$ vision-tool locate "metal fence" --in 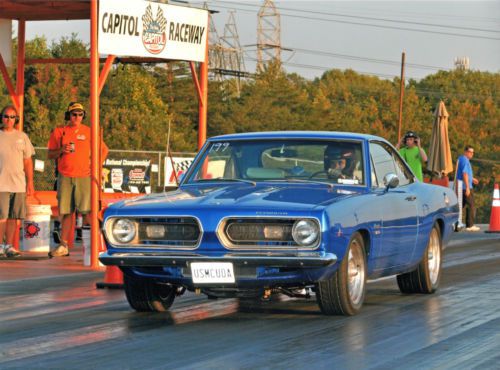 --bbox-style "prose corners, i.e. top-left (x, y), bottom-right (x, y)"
top-left (33, 147), bottom-right (196, 192)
